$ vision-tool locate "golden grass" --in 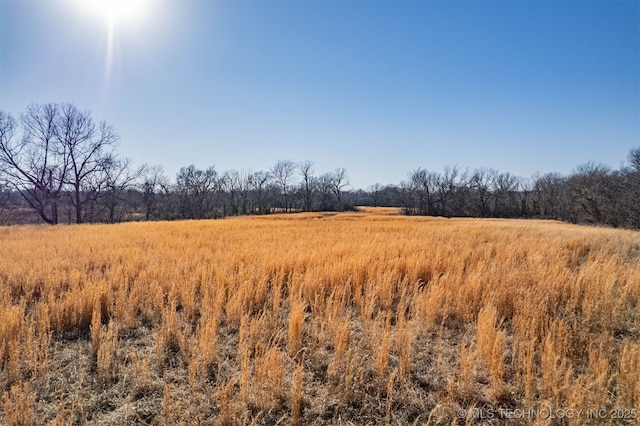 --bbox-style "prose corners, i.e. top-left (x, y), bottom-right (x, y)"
top-left (0, 210), bottom-right (639, 424)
